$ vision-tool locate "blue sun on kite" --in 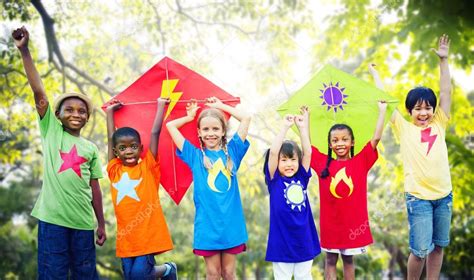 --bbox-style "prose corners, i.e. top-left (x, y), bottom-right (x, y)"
top-left (319, 82), bottom-right (348, 112)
